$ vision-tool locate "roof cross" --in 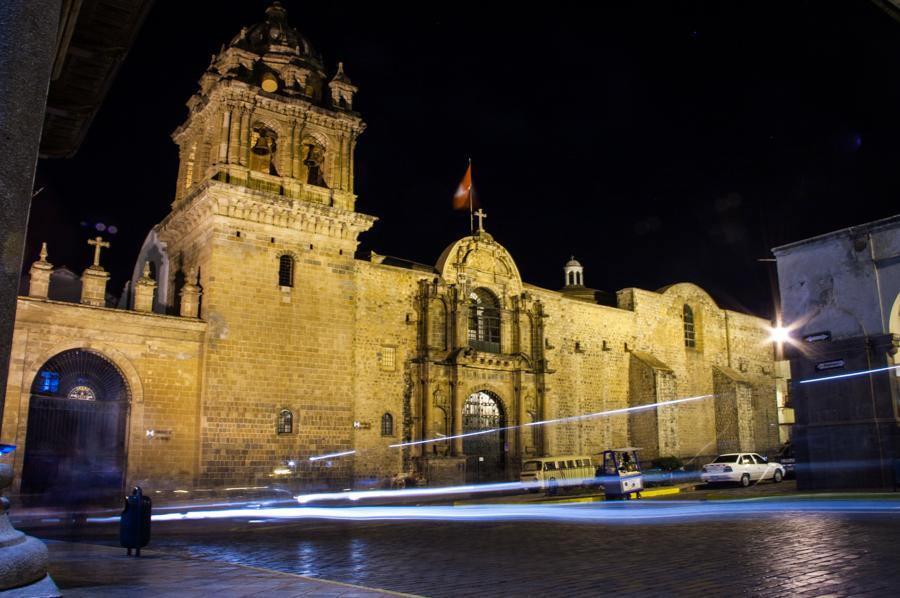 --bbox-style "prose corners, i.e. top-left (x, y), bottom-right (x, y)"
top-left (474, 208), bottom-right (487, 232)
top-left (87, 236), bottom-right (110, 268)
